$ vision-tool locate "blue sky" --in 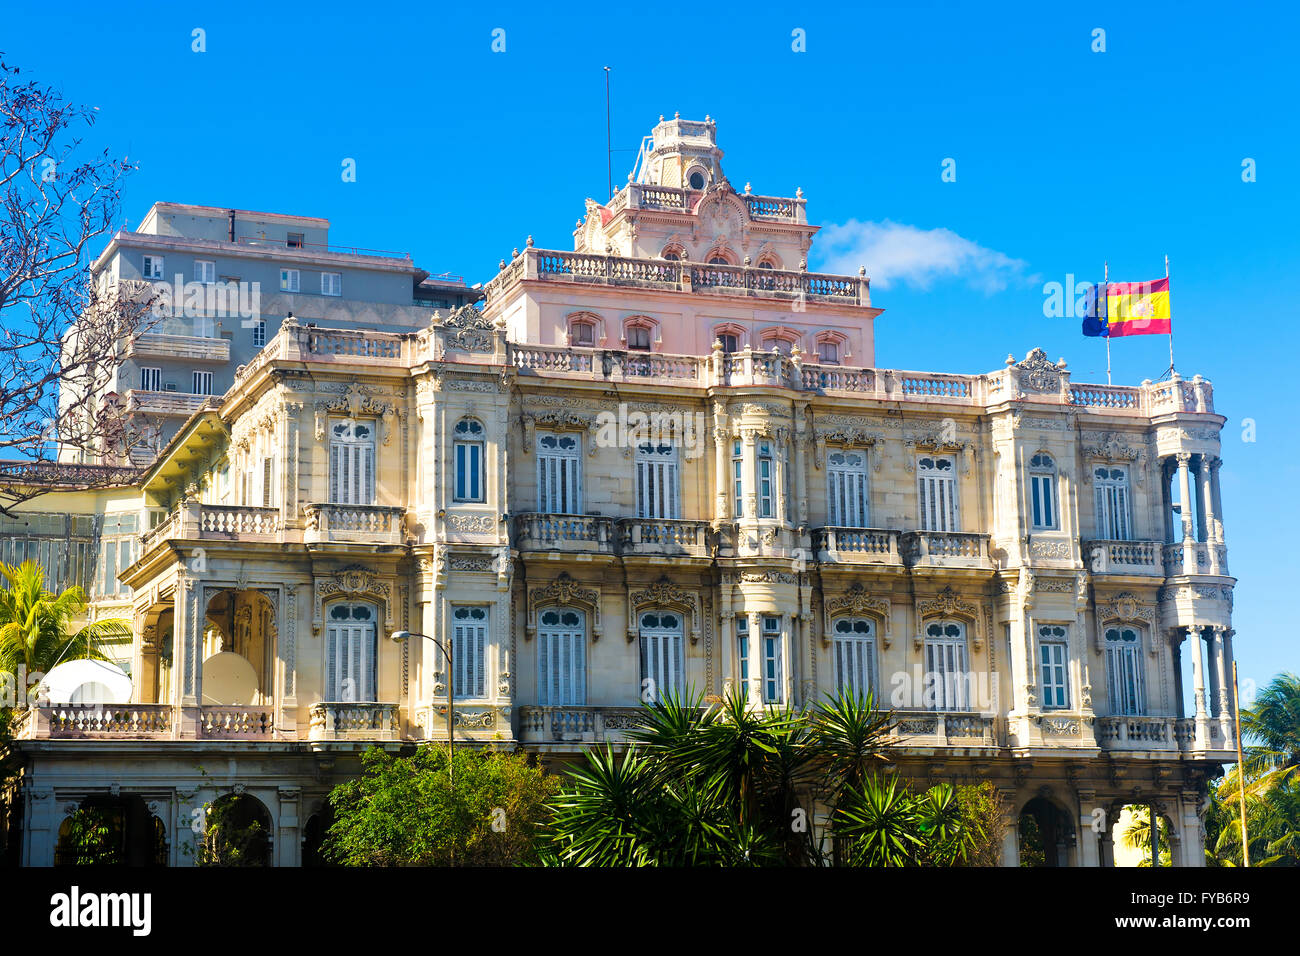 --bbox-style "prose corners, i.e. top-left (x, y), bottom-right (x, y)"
top-left (6, 0), bottom-right (1297, 694)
